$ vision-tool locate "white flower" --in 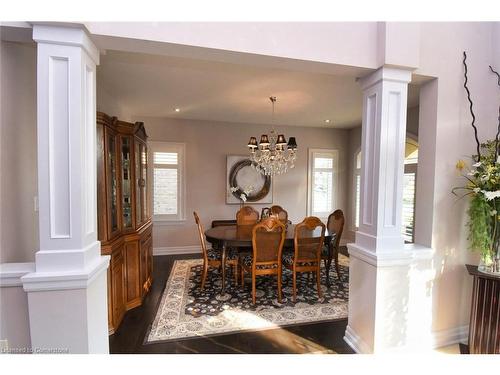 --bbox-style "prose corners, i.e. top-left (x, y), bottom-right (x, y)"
top-left (230, 186), bottom-right (238, 193)
top-left (467, 170), bottom-right (477, 176)
top-left (491, 210), bottom-right (498, 216)
top-left (473, 187), bottom-right (481, 193)
top-left (497, 155), bottom-right (500, 164)
top-left (240, 193), bottom-right (247, 202)
top-left (482, 190), bottom-right (500, 201)
top-left (472, 161), bottom-right (482, 167)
